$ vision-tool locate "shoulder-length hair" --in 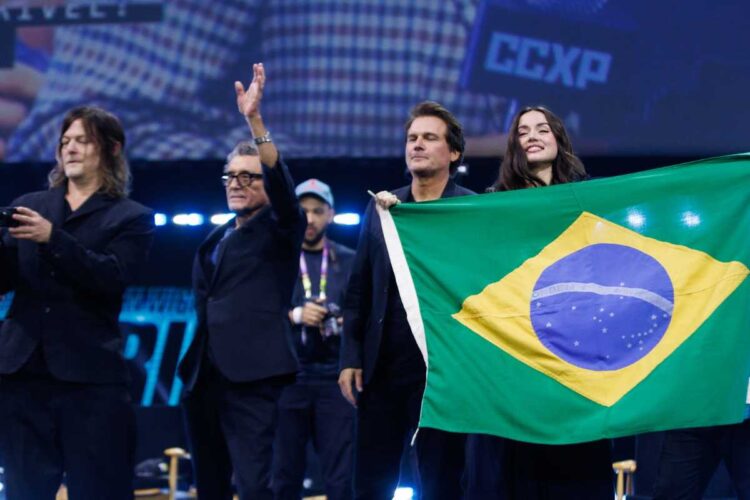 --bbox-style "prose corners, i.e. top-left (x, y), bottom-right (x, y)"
top-left (489, 105), bottom-right (586, 192)
top-left (49, 106), bottom-right (131, 198)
